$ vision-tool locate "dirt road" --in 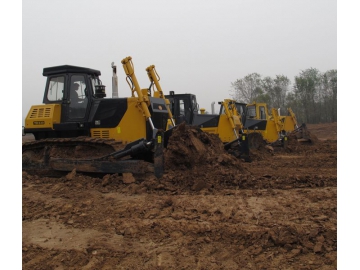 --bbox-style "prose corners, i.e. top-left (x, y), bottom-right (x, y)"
top-left (22, 123), bottom-right (337, 269)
